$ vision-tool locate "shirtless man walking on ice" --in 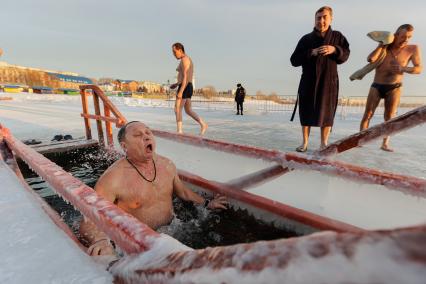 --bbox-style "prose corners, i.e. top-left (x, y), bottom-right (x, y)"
top-left (360, 24), bottom-right (422, 152)
top-left (170, 42), bottom-right (208, 135)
